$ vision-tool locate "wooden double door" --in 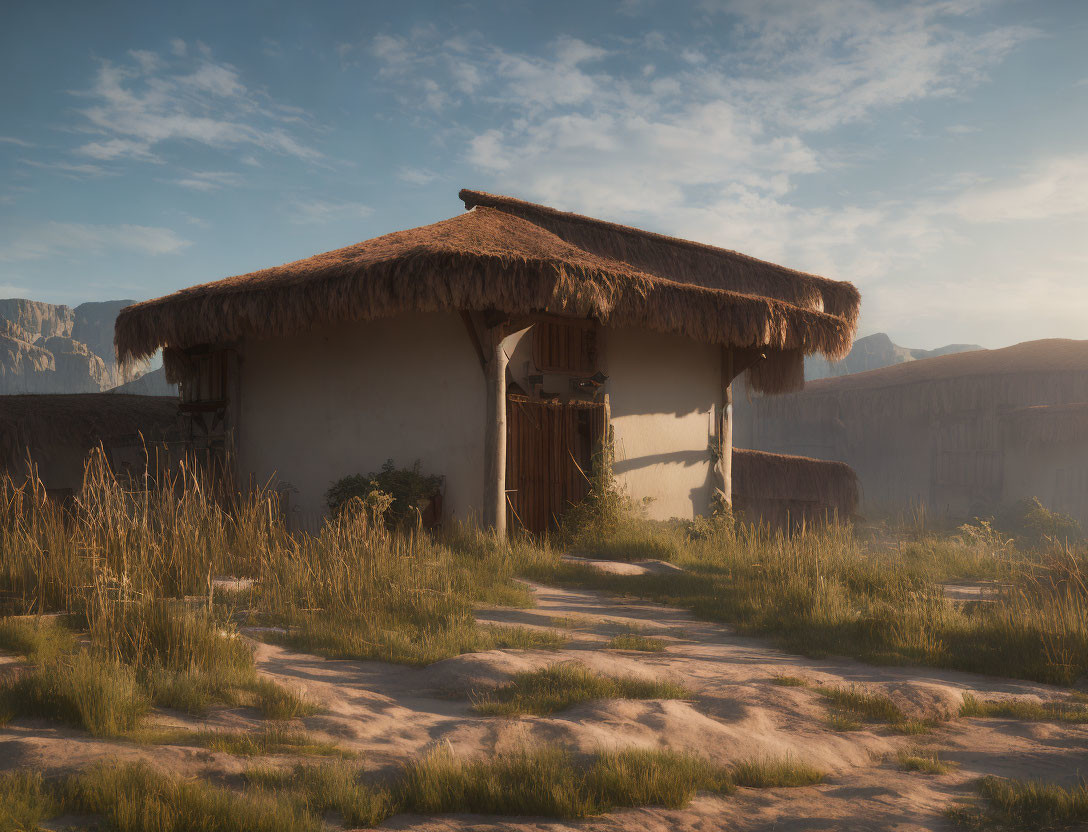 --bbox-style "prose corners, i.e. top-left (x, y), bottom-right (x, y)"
top-left (506, 395), bottom-right (606, 533)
